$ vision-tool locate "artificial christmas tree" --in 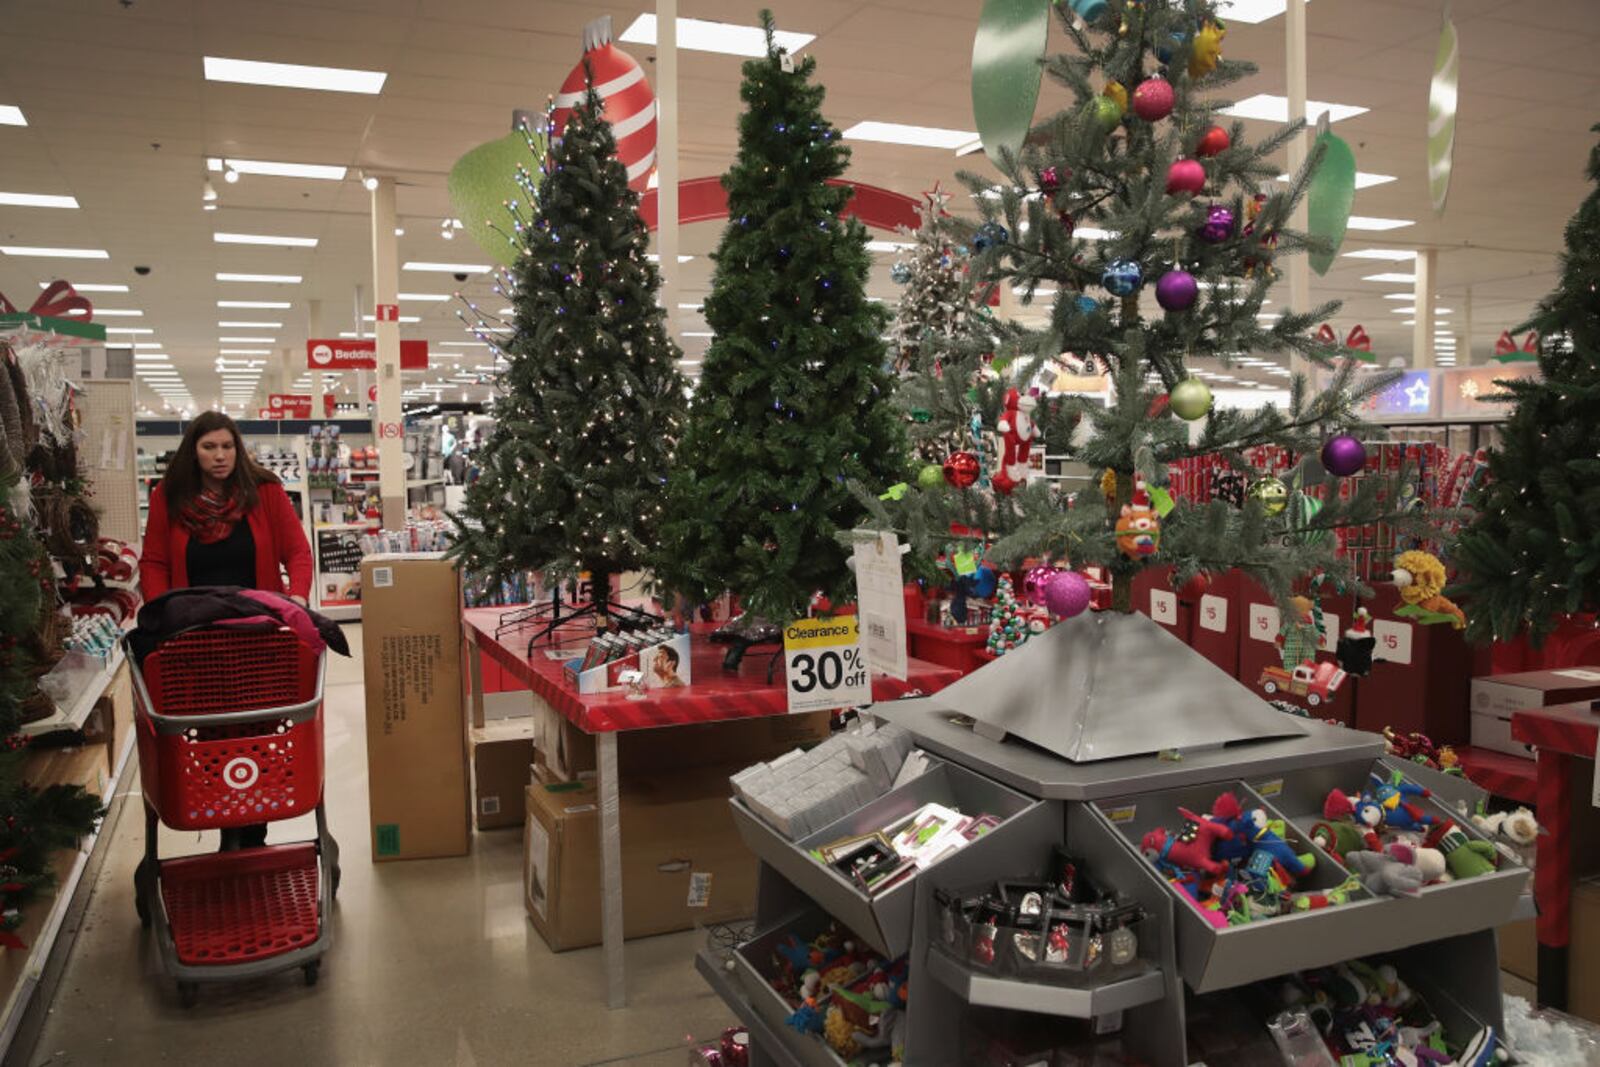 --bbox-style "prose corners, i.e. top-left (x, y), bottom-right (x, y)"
top-left (888, 184), bottom-right (987, 382)
top-left (1451, 124), bottom-right (1600, 645)
top-left (654, 14), bottom-right (905, 626)
top-left (451, 84), bottom-right (687, 629)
